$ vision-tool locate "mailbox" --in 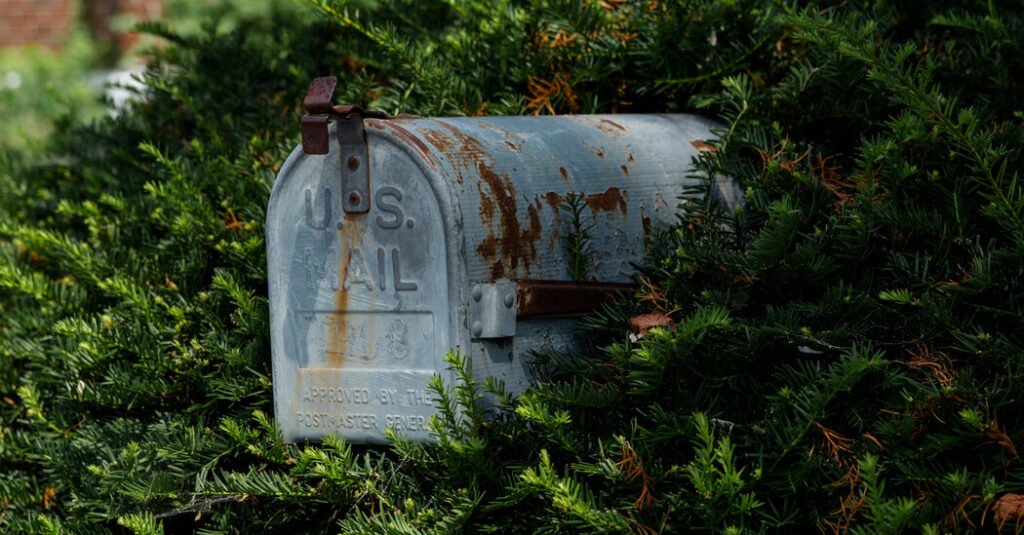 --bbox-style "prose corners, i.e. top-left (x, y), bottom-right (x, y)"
top-left (267, 77), bottom-right (742, 443)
